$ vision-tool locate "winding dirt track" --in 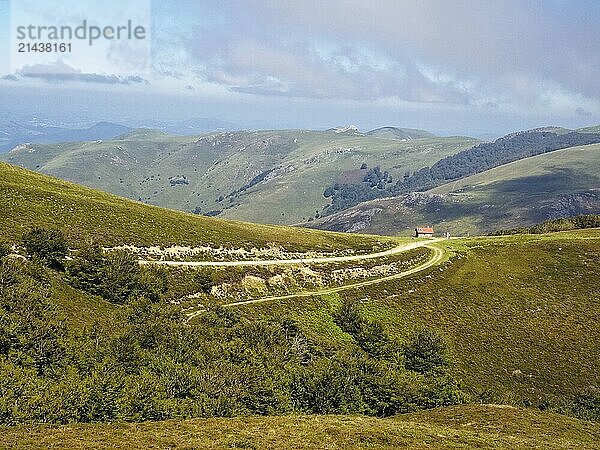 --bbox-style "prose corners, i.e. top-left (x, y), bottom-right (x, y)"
top-left (182, 243), bottom-right (446, 321)
top-left (223, 245), bottom-right (444, 308)
top-left (140, 239), bottom-right (440, 267)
